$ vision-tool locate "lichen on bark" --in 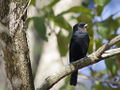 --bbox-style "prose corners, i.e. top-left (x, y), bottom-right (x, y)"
top-left (0, 0), bottom-right (34, 90)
